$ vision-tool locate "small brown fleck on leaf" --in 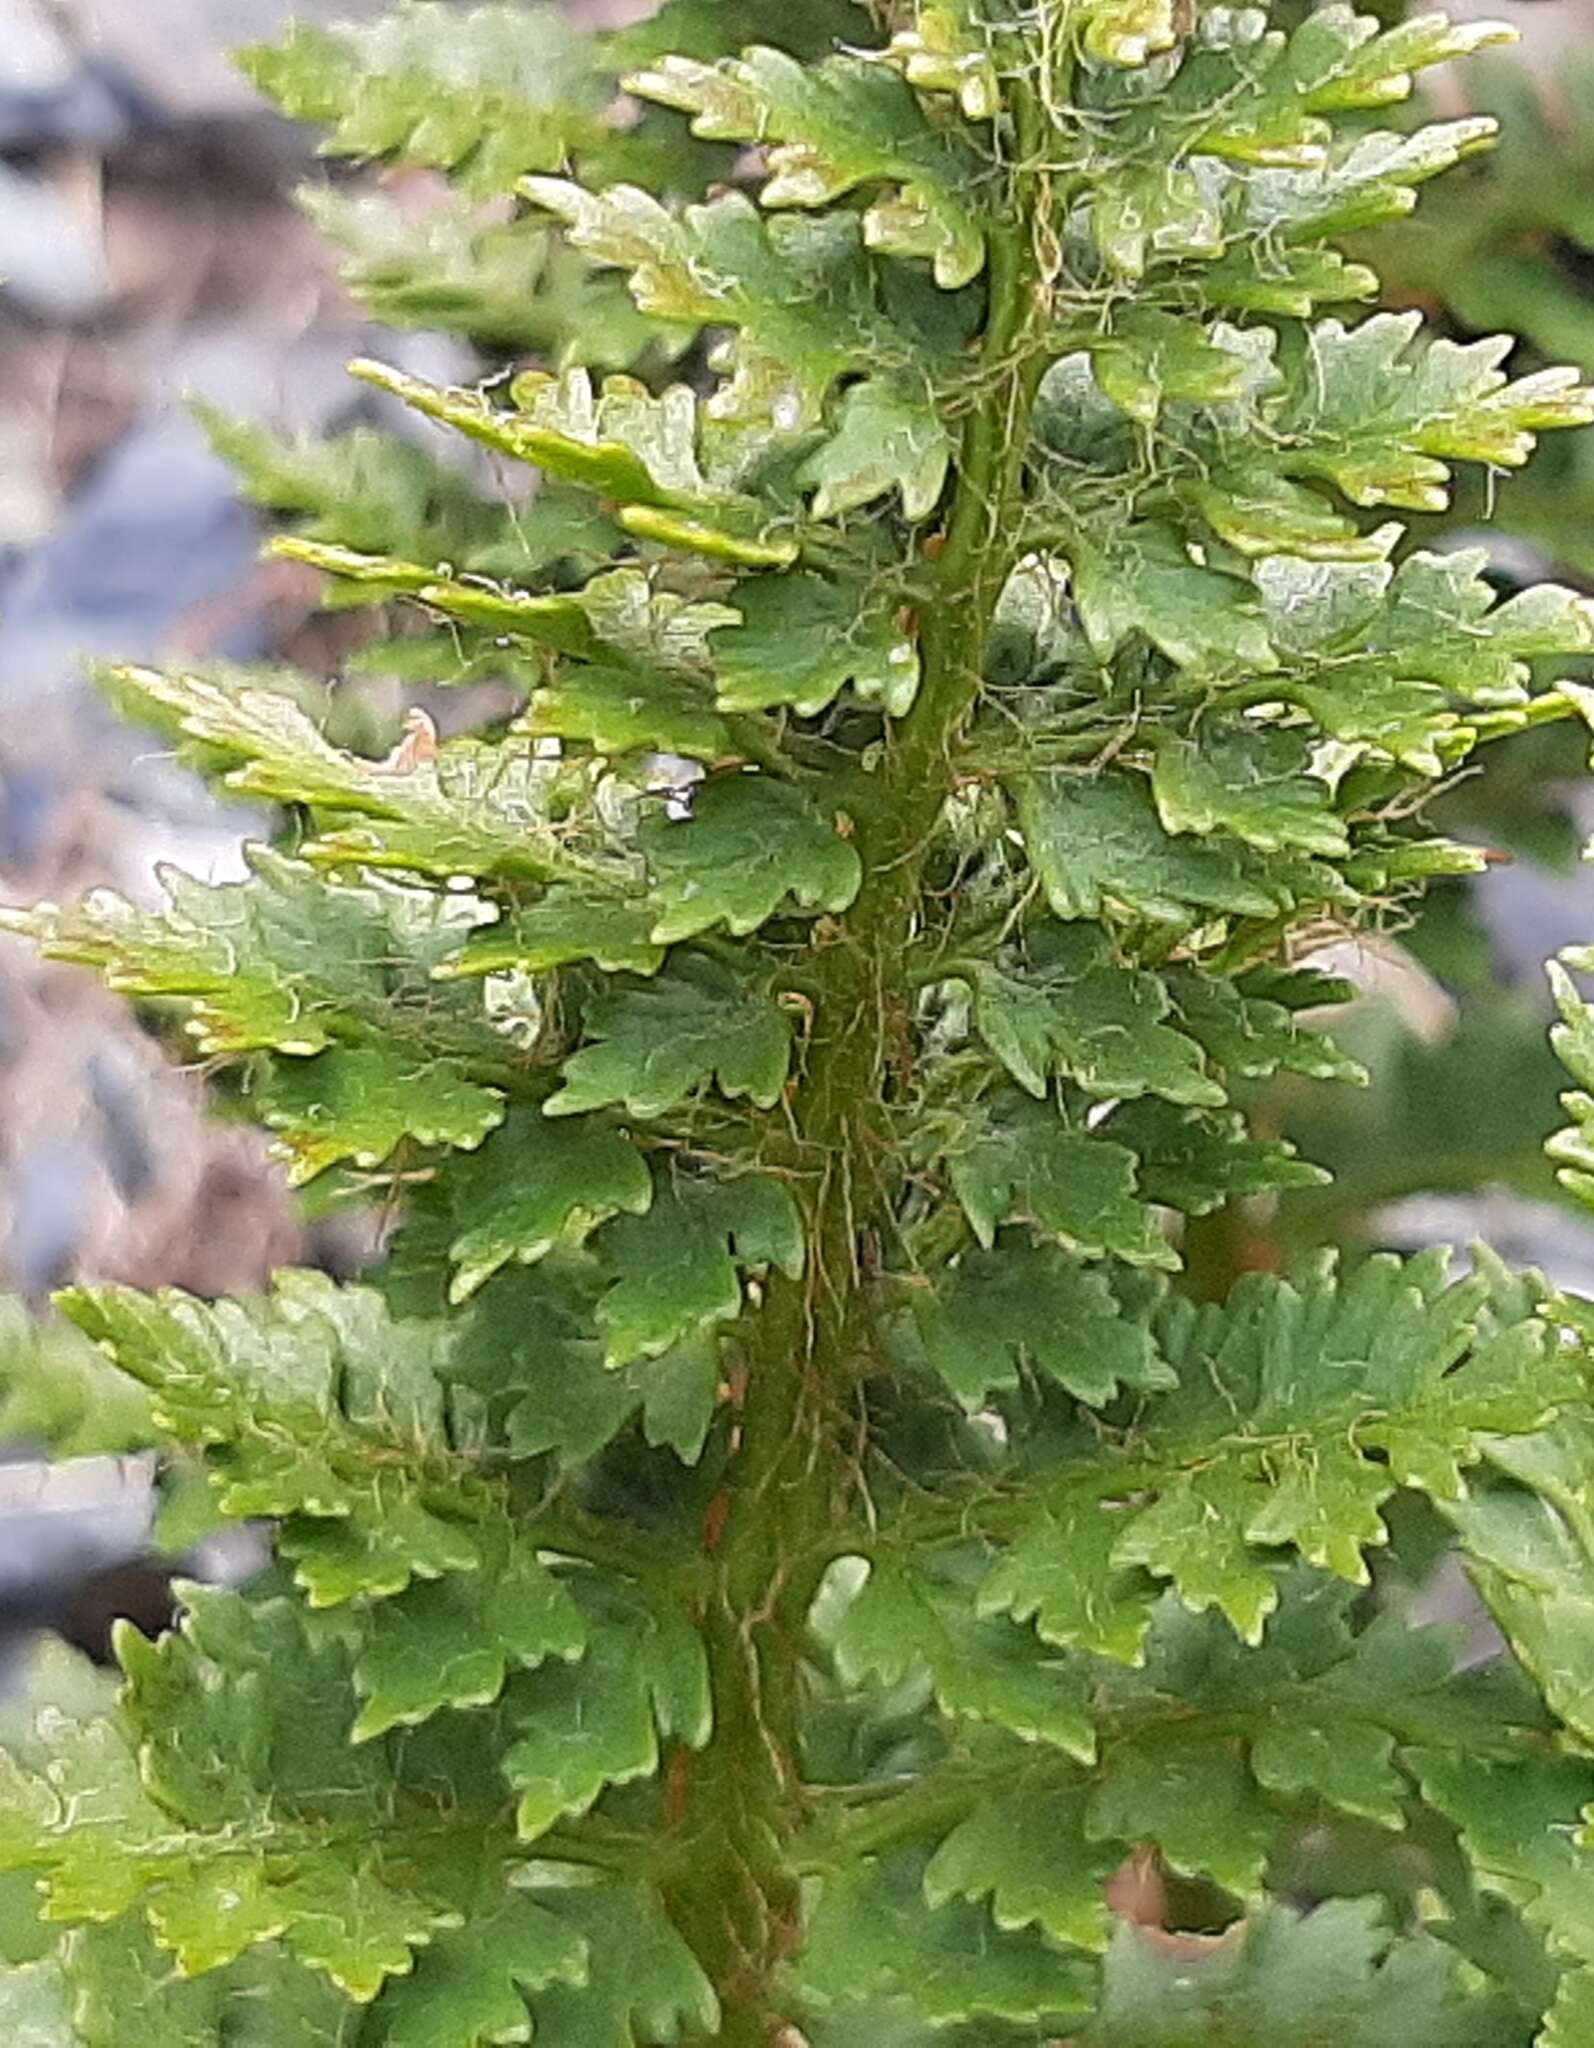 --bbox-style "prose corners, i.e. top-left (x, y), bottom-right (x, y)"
top-left (376, 707), bottom-right (439, 774)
